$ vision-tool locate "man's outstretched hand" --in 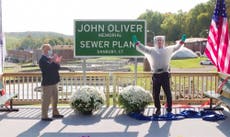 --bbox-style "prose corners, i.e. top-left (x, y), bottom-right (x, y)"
top-left (132, 35), bottom-right (139, 45)
top-left (180, 34), bottom-right (186, 45)
top-left (181, 34), bottom-right (186, 42)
